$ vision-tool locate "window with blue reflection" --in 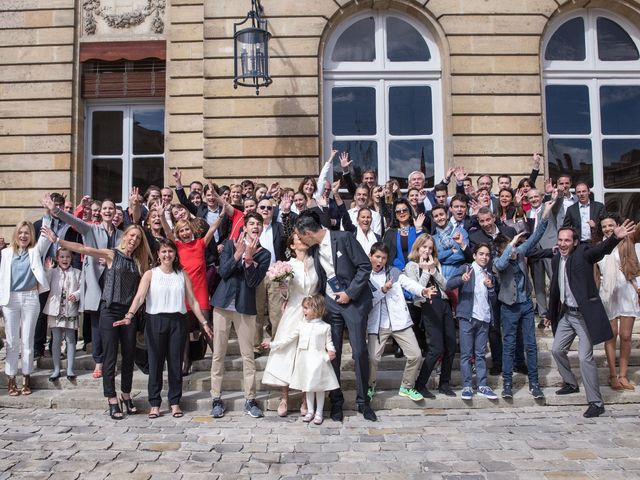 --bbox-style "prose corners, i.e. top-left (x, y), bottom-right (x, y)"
top-left (389, 86), bottom-right (432, 136)
top-left (602, 139), bottom-right (640, 188)
top-left (389, 140), bottom-right (434, 189)
top-left (547, 138), bottom-right (593, 187)
top-left (386, 17), bottom-right (430, 62)
top-left (597, 17), bottom-right (639, 61)
top-left (605, 192), bottom-right (640, 222)
top-left (332, 17), bottom-right (375, 62)
top-left (332, 87), bottom-right (377, 136)
top-left (332, 141), bottom-right (378, 184)
top-left (545, 17), bottom-right (586, 61)
top-left (133, 109), bottom-right (164, 155)
top-left (600, 86), bottom-right (640, 135)
top-left (545, 85), bottom-right (591, 134)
